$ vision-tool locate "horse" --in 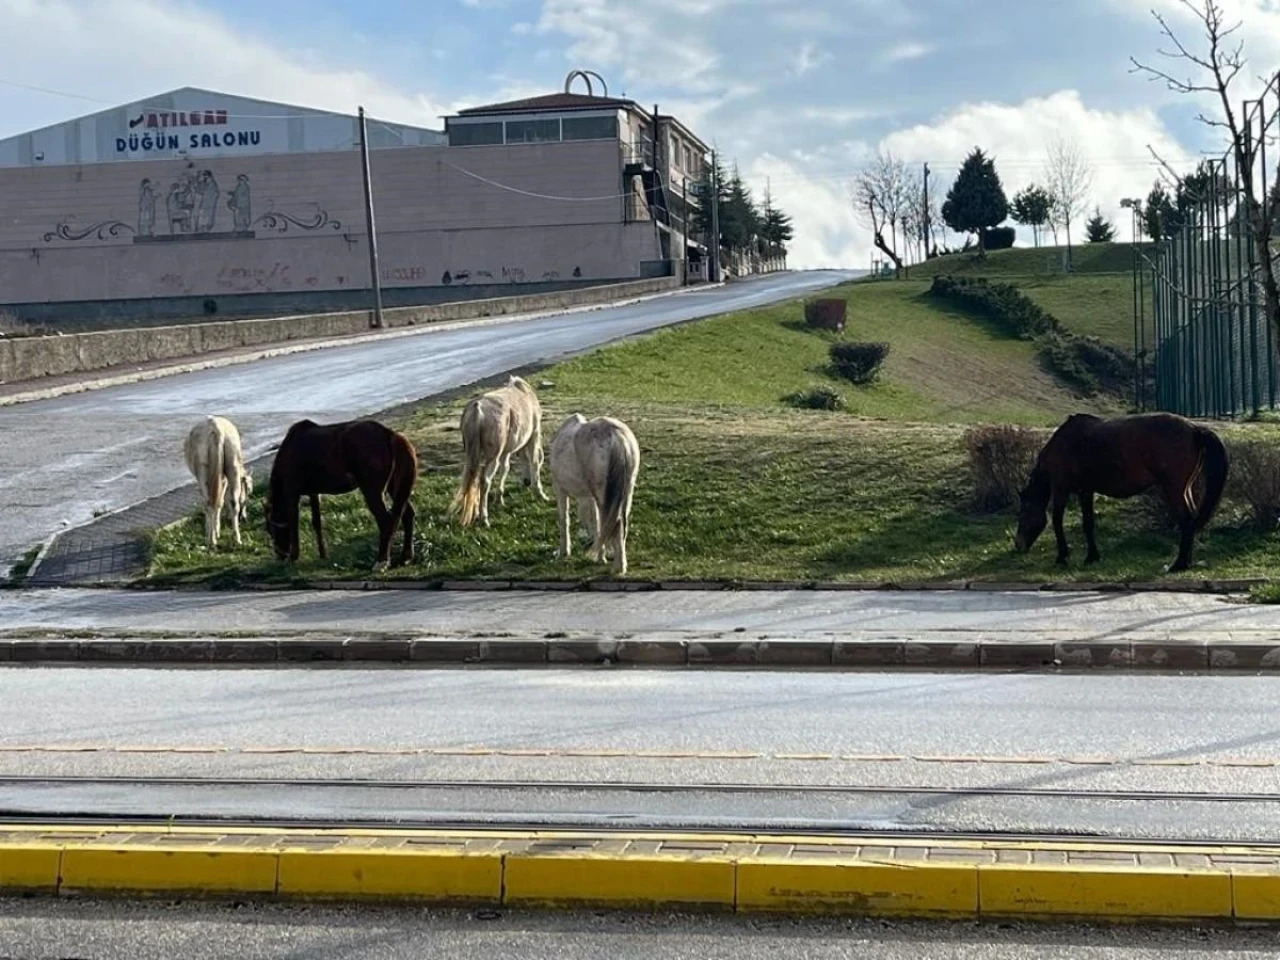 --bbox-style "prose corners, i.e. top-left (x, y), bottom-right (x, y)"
top-left (450, 375), bottom-right (547, 527)
top-left (183, 415), bottom-right (252, 549)
top-left (1014, 412), bottom-right (1229, 573)
top-left (550, 413), bottom-right (640, 575)
top-left (264, 418), bottom-right (418, 571)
